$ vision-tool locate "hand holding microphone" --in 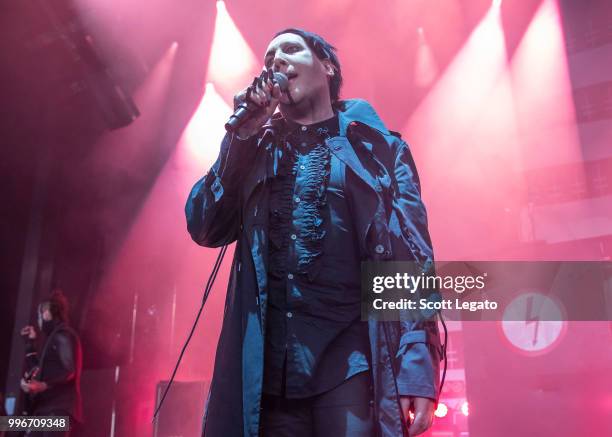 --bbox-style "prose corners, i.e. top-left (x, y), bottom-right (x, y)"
top-left (226, 70), bottom-right (289, 138)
